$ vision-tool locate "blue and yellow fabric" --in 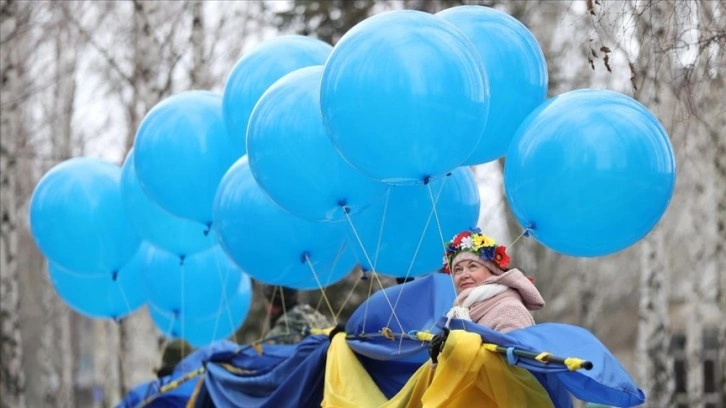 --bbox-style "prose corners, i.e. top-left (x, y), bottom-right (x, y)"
top-left (121, 274), bottom-right (645, 408)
